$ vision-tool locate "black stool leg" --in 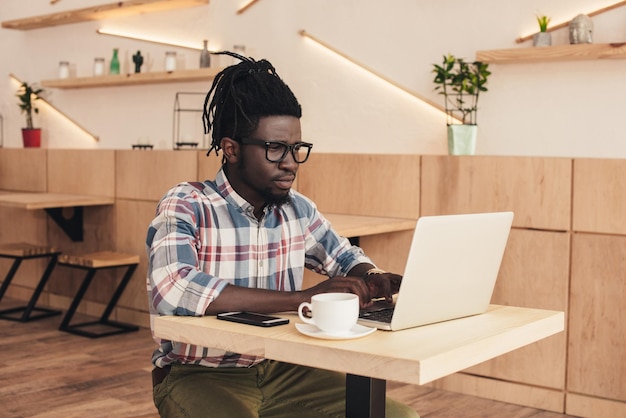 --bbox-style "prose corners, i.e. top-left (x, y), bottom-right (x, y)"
top-left (59, 268), bottom-right (97, 332)
top-left (0, 258), bottom-right (22, 301)
top-left (0, 255), bottom-right (62, 322)
top-left (19, 255), bottom-right (62, 321)
top-left (99, 264), bottom-right (137, 322)
top-left (59, 264), bottom-right (139, 338)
